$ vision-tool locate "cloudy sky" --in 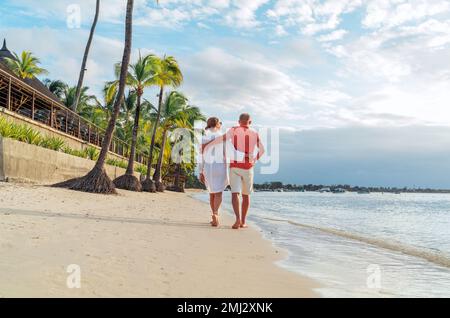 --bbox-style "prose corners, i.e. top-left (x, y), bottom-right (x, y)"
top-left (2, 0), bottom-right (450, 187)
